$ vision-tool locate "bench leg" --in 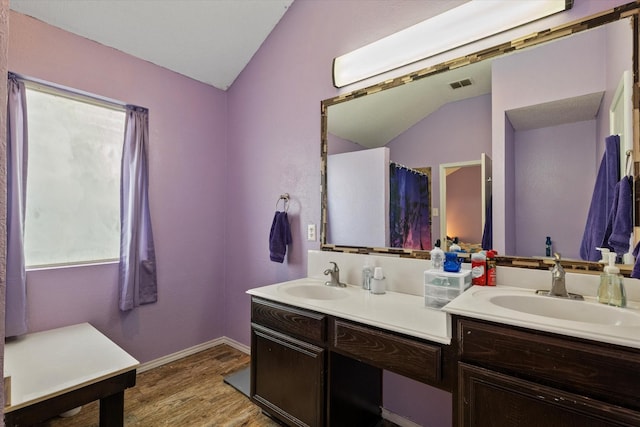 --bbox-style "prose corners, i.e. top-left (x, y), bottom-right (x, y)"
top-left (99, 391), bottom-right (125, 427)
